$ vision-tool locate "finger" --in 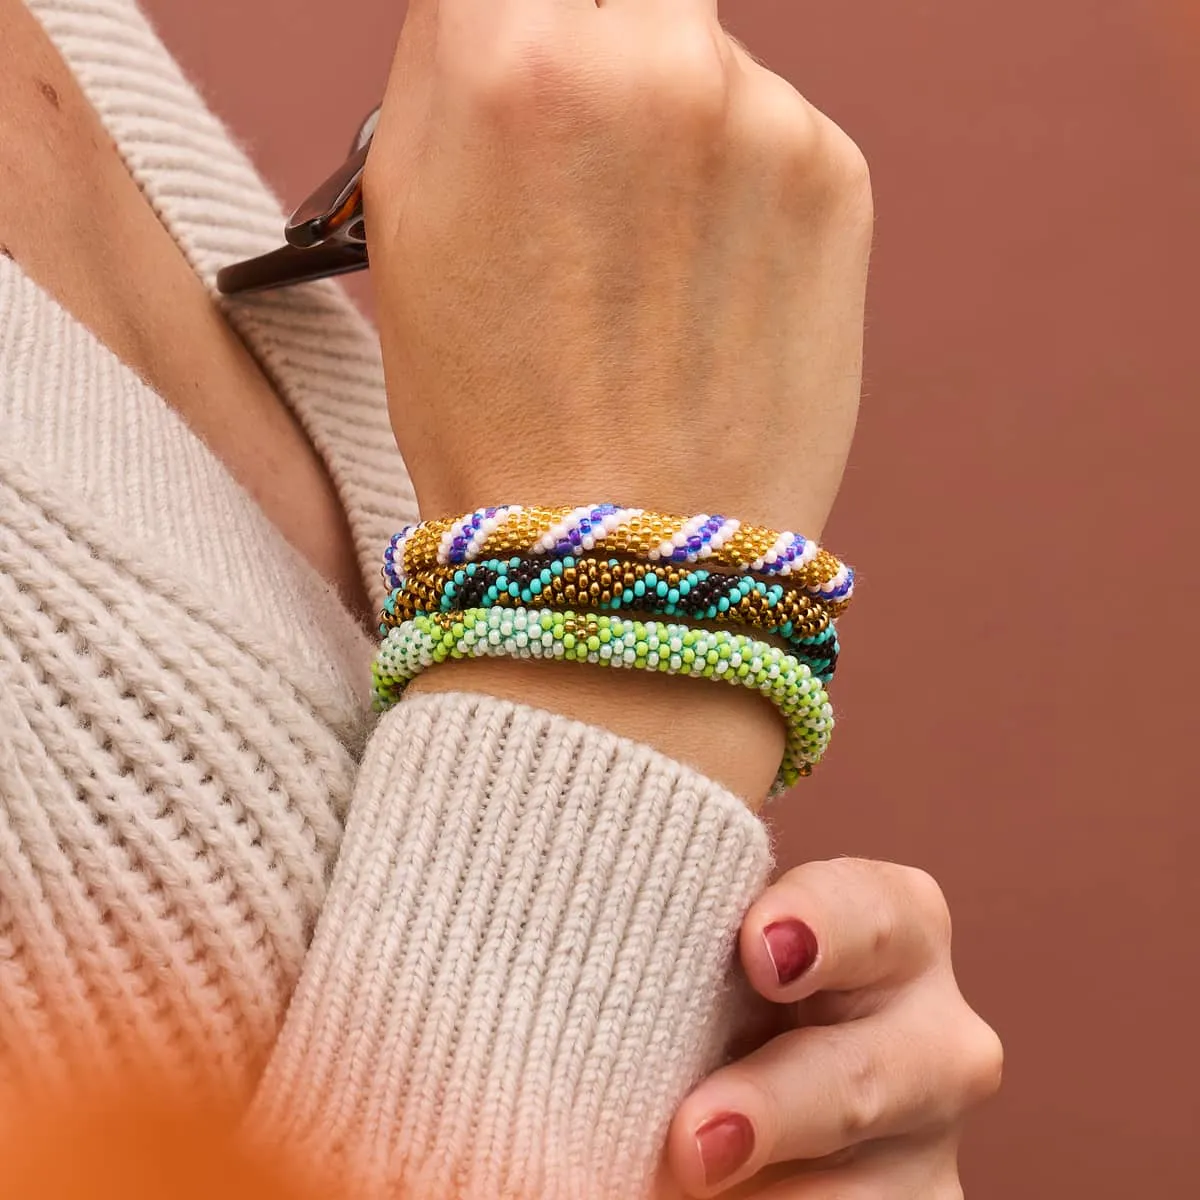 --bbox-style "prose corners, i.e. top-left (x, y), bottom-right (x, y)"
top-left (739, 859), bottom-right (952, 1003)
top-left (722, 1134), bottom-right (962, 1200)
top-left (668, 983), bottom-right (999, 1193)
